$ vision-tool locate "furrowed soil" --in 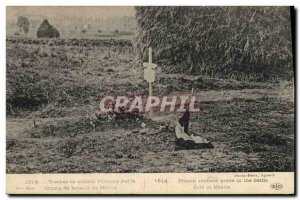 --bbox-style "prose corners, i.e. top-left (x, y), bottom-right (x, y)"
top-left (6, 39), bottom-right (294, 173)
